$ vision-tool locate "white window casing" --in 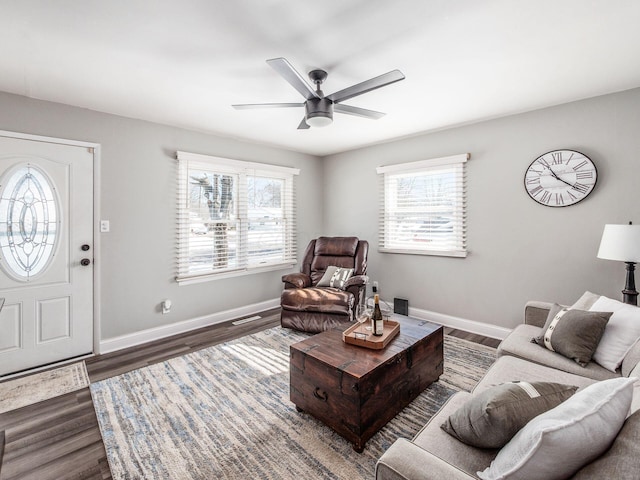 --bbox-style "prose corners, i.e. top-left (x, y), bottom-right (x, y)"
top-left (176, 151), bottom-right (299, 284)
top-left (376, 153), bottom-right (468, 258)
